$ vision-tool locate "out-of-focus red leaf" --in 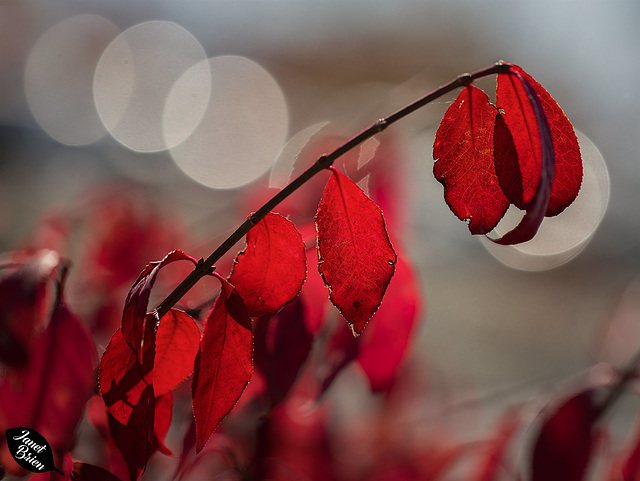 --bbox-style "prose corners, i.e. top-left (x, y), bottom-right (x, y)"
top-left (316, 168), bottom-right (397, 336)
top-left (433, 85), bottom-right (510, 235)
top-left (530, 389), bottom-right (598, 481)
top-left (108, 384), bottom-right (155, 481)
top-left (357, 253), bottom-right (422, 392)
top-left (153, 391), bottom-right (174, 457)
top-left (153, 309), bottom-right (200, 397)
top-left (473, 410), bottom-right (521, 481)
top-left (0, 302), bottom-right (97, 476)
top-left (301, 245), bottom-right (329, 334)
top-left (99, 327), bottom-right (152, 426)
top-left (192, 275), bottom-right (253, 453)
top-left (229, 212), bottom-right (306, 317)
top-left (254, 298), bottom-right (314, 407)
top-left (121, 250), bottom-right (196, 364)
top-left (0, 249), bottom-right (61, 367)
top-left (71, 462), bottom-right (123, 481)
top-left (496, 65), bottom-right (582, 216)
